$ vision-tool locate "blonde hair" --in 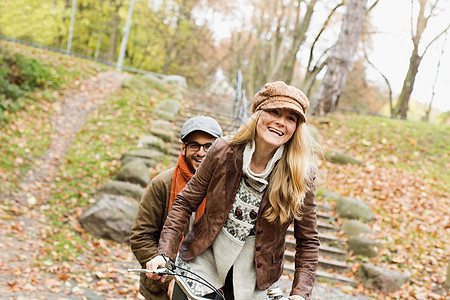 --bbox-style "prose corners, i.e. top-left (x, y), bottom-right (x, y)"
top-left (227, 110), bottom-right (319, 223)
